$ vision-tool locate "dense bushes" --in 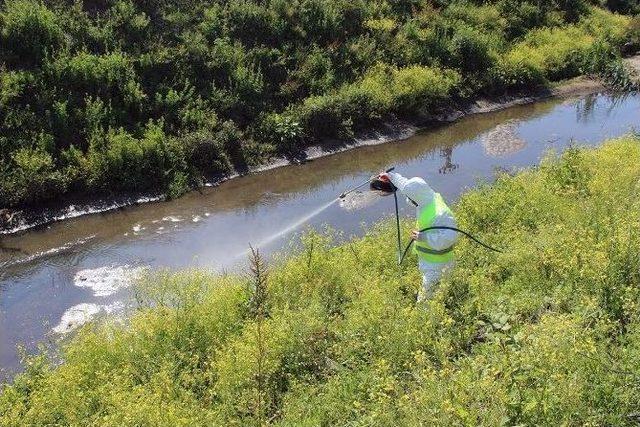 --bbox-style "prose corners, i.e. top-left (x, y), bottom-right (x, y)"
top-left (2, 136), bottom-right (640, 424)
top-left (255, 63), bottom-right (460, 149)
top-left (0, 0), bottom-right (63, 67)
top-left (272, 65), bottom-right (460, 143)
top-left (494, 9), bottom-right (632, 89)
top-left (0, 0), bottom-right (637, 208)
